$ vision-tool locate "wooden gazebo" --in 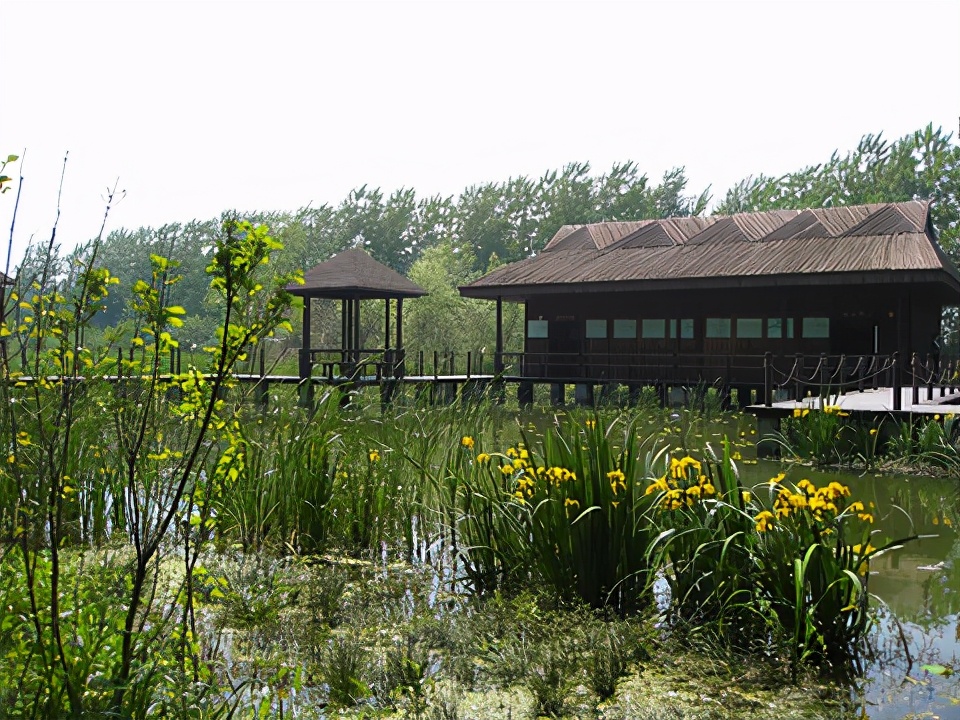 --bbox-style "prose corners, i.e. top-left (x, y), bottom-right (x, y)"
top-left (287, 249), bottom-right (427, 389)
